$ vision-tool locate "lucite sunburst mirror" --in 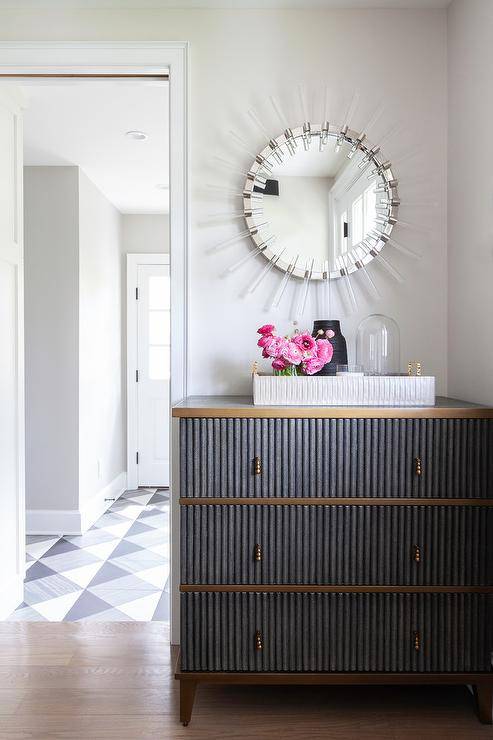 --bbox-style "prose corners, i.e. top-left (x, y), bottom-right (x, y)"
top-left (211, 87), bottom-right (421, 318)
